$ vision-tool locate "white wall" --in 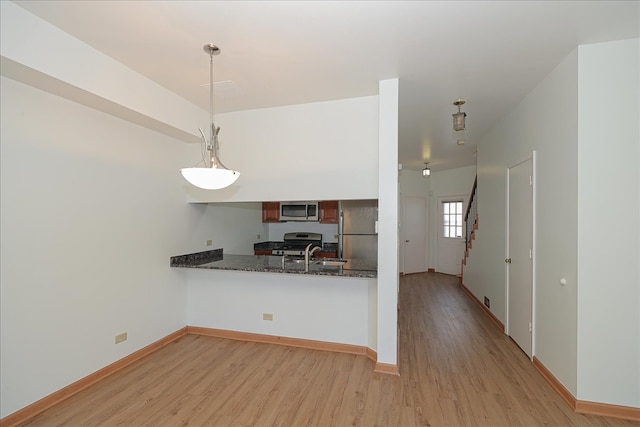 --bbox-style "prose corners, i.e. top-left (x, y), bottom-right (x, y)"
top-left (576, 38), bottom-right (639, 408)
top-left (187, 270), bottom-right (374, 346)
top-left (428, 165), bottom-right (477, 270)
top-left (399, 168), bottom-right (431, 197)
top-left (0, 1), bottom-right (205, 143)
top-left (463, 48), bottom-right (580, 395)
top-left (398, 169), bottom-right (430, 273)
top-left (186, 203), bottom-right (265, 255)
top-left (464, 38), bottom-right (640, 409)
top-left (184, 95), bottom-right (380, 203)
top-left (399, 166), bottom-right (476, 273)
top-left (0, 77), bottom-right (192, 418)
